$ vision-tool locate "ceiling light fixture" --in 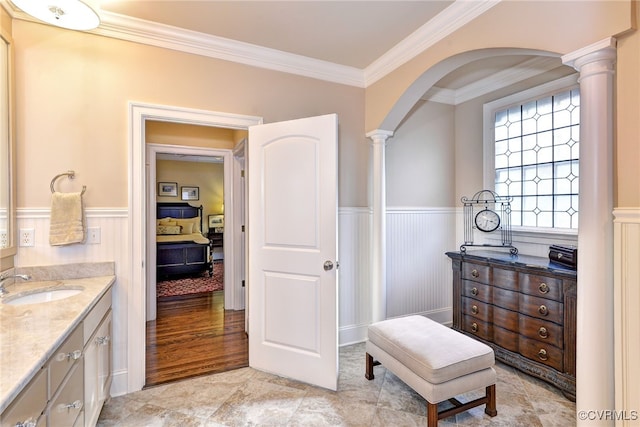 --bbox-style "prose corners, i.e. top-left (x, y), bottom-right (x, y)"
top-left (12, 0), bottom-right (100, 31)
